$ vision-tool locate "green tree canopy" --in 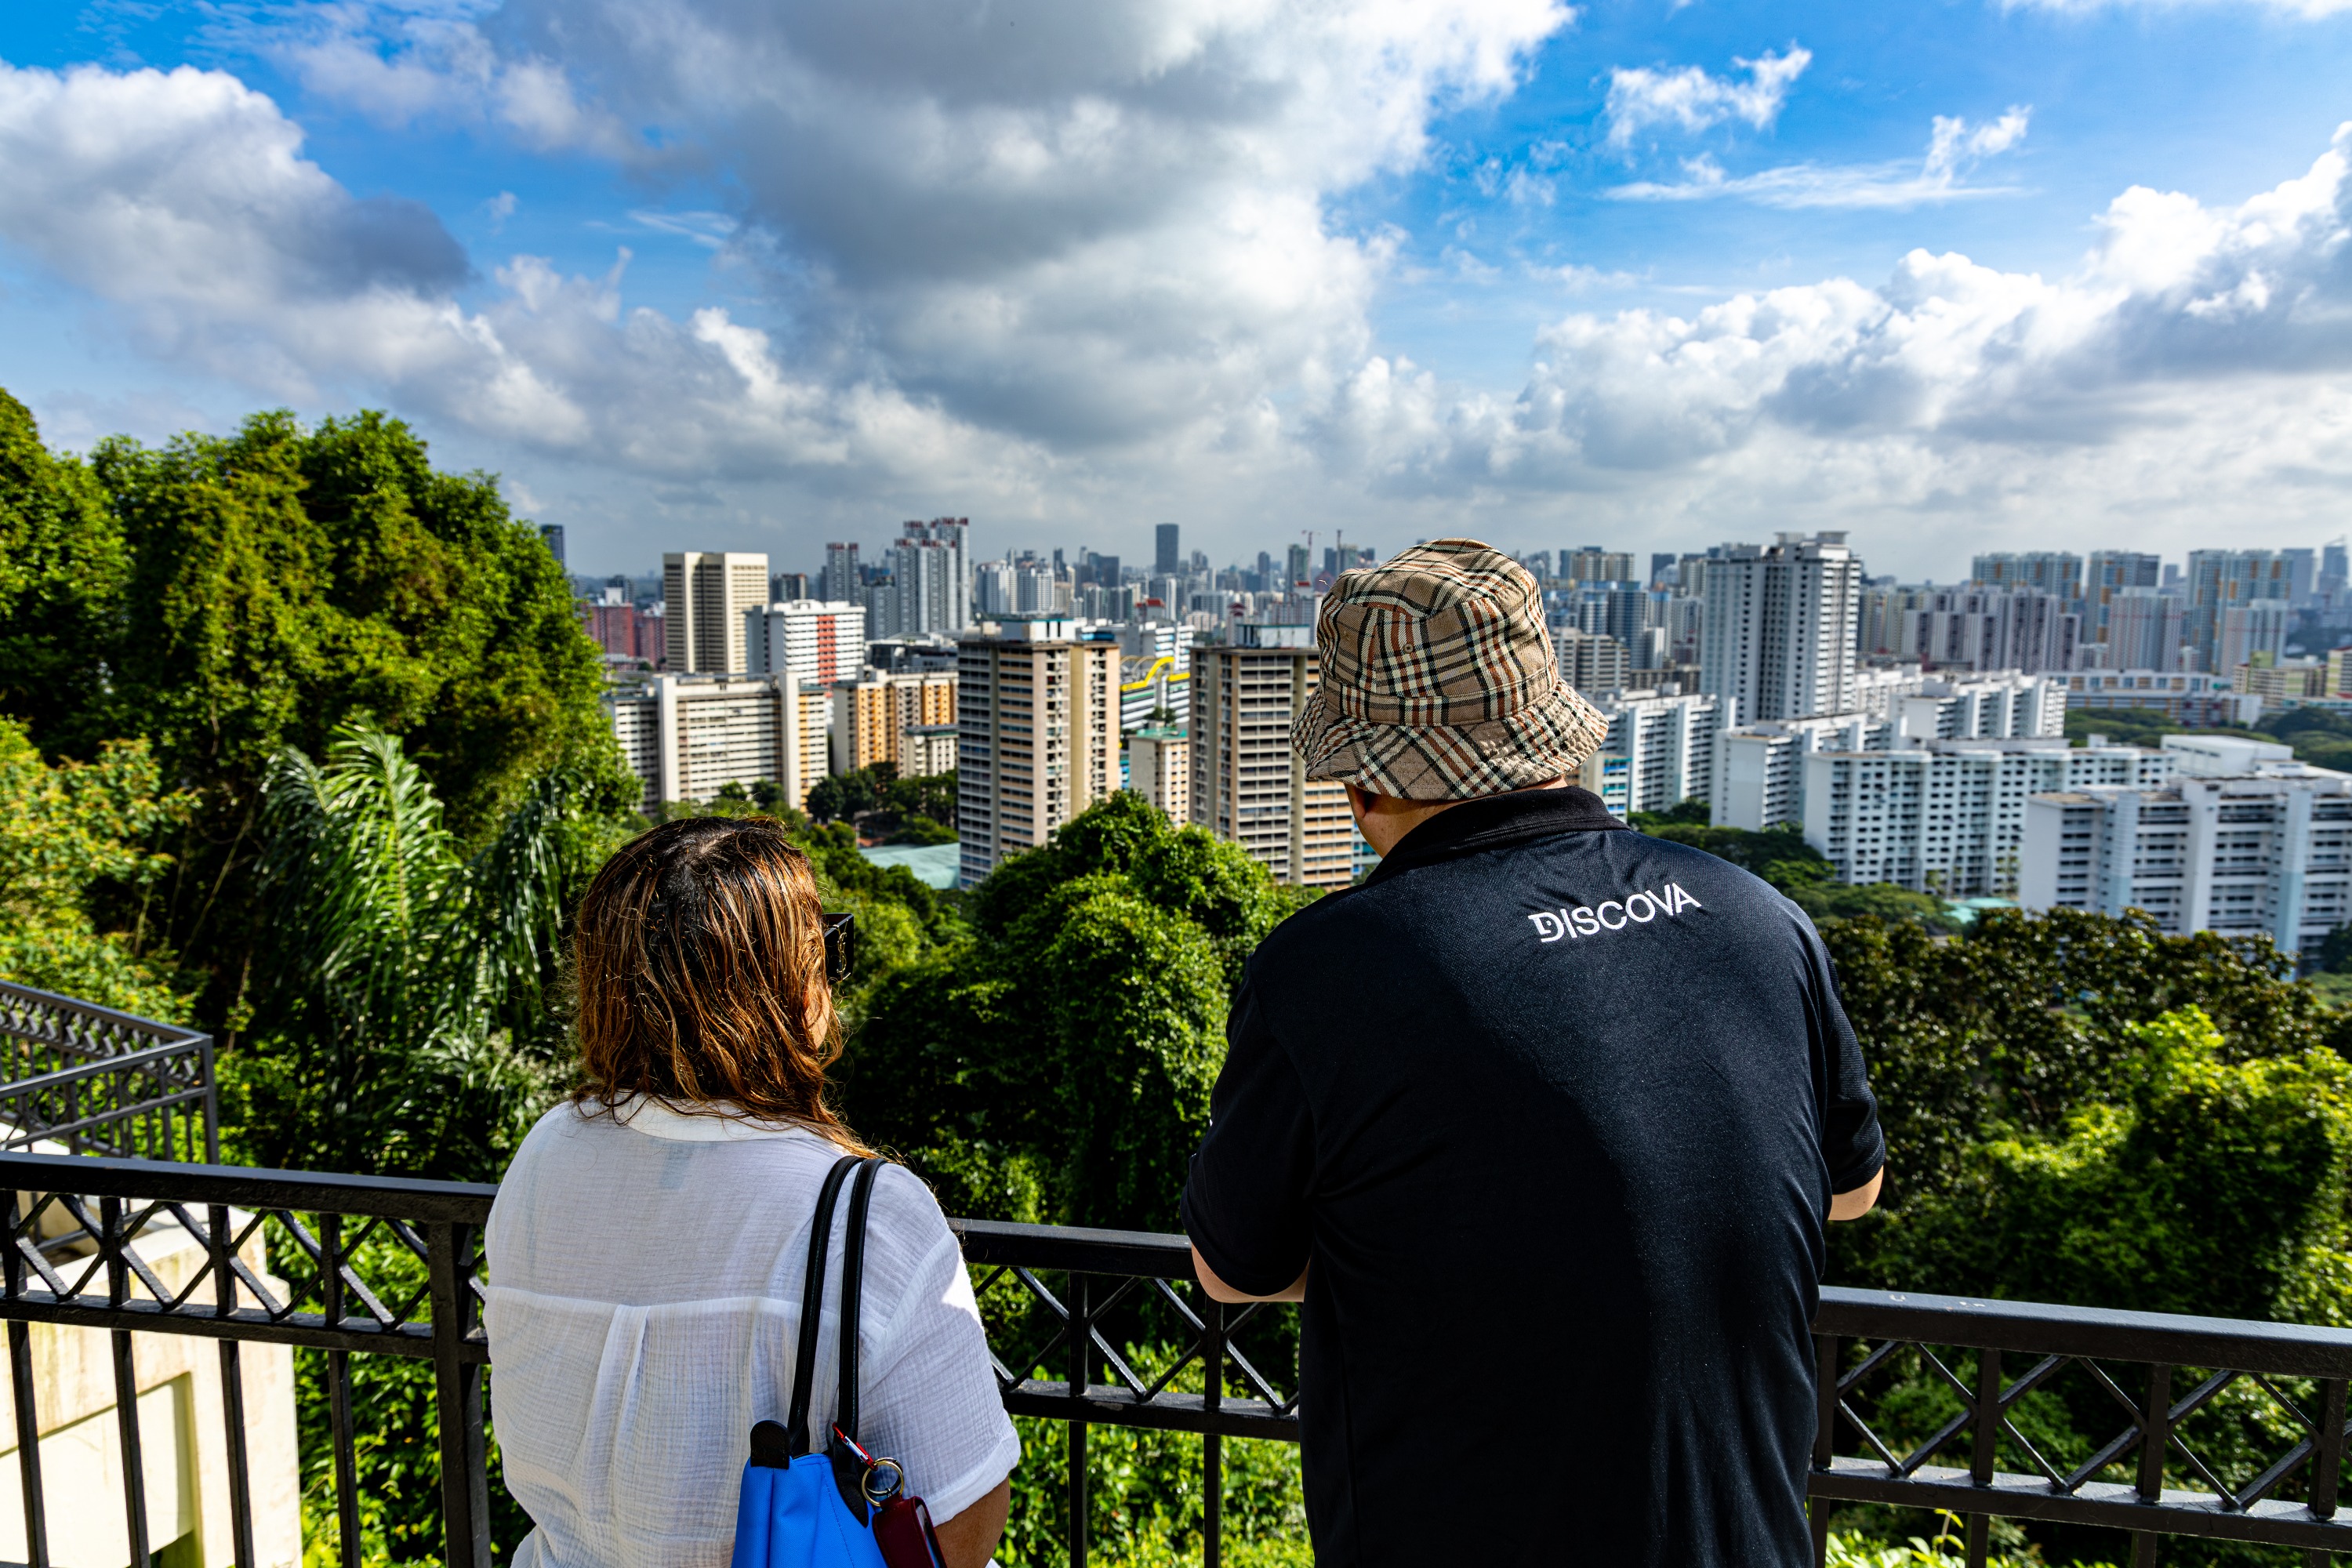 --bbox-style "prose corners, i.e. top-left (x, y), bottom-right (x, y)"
top-left (0, 393), bottom-right (632, 1035)
top-left (843, 793), bottom-right (1313, 1230)
top-left (0, 715), bottom-right (192, 1021)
